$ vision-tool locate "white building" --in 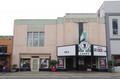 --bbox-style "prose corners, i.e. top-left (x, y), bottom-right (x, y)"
top-left (98, 1), bottom-right (120, 66)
